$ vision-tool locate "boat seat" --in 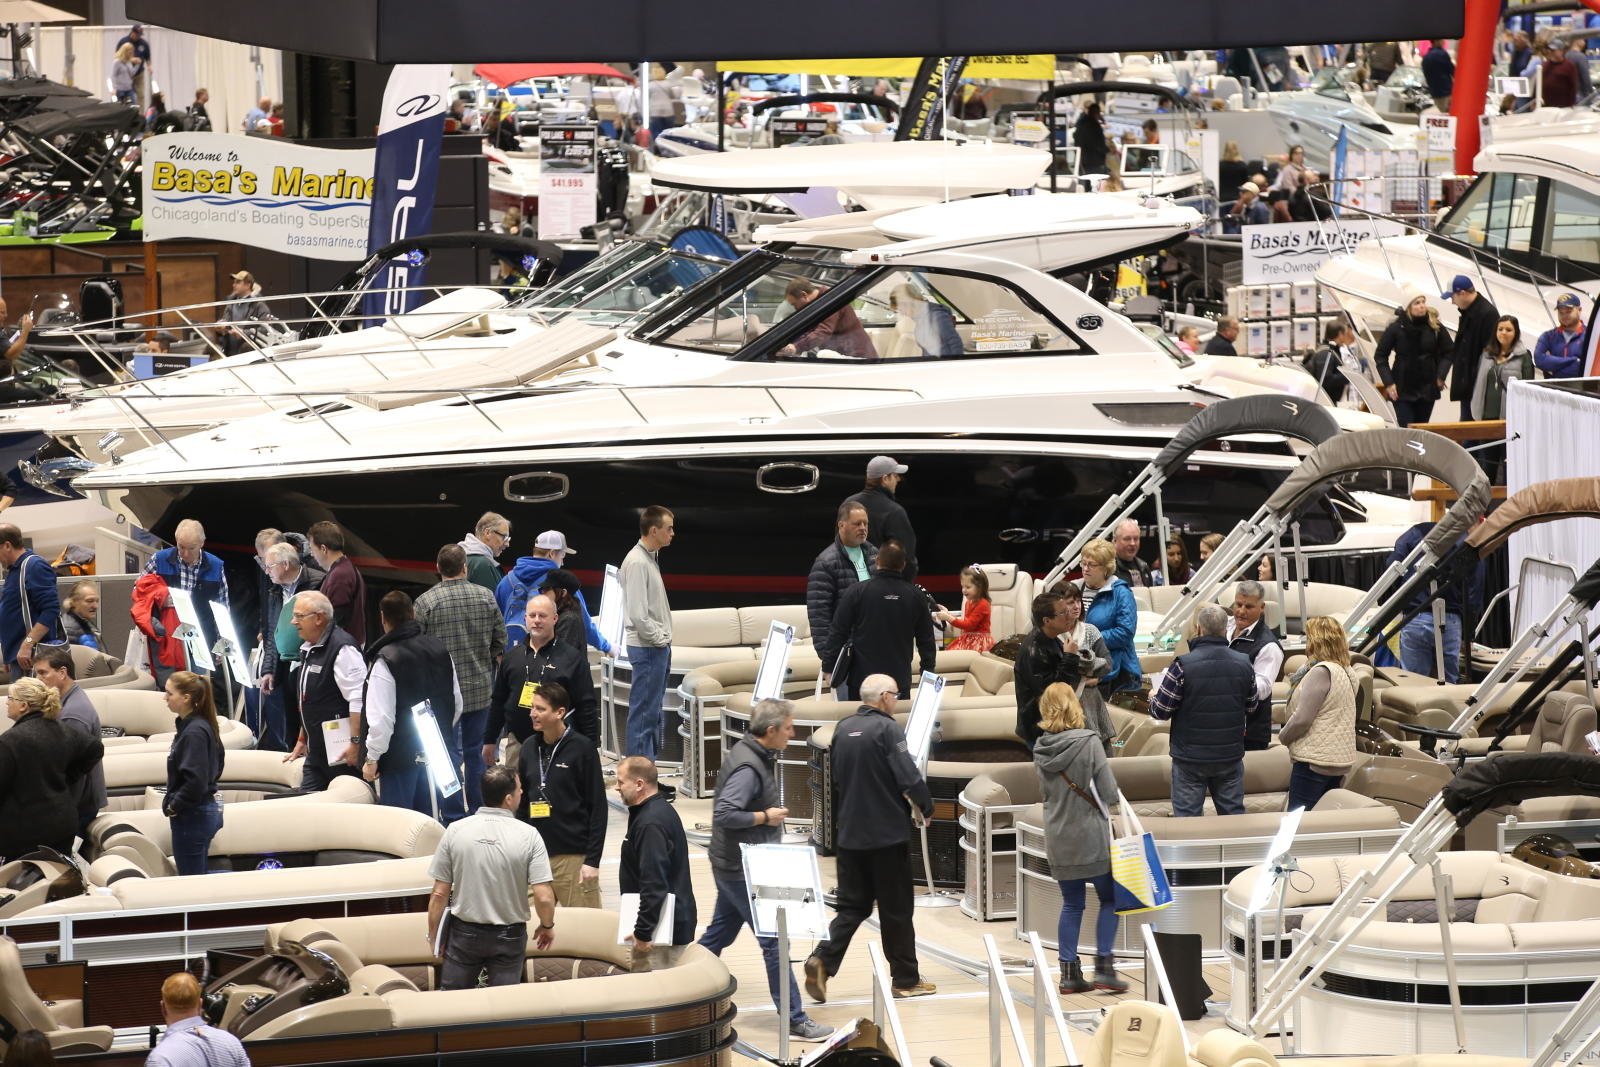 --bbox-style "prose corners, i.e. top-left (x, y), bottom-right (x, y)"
top-left (1085, 1000), bottom-right (1188, 1067)
top-left (99, 748), bottom-right (307, 812)
top-left (81, 690), bottom-right (255, 750)
top-left (979, 563), bottom-right (1034, 639)
top-left (382, 286), bottom-right (507, 340)
top-left (0, 937), bottom-right (114, 1054)
top-left (1455, 691), bottom-right (1596, 758)
top-left (0, 646), bottom-right (152, 700)
top-left (88, 802), bottom-right (441, 871)
top-left (347, 320), bottom-right (616, 411)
